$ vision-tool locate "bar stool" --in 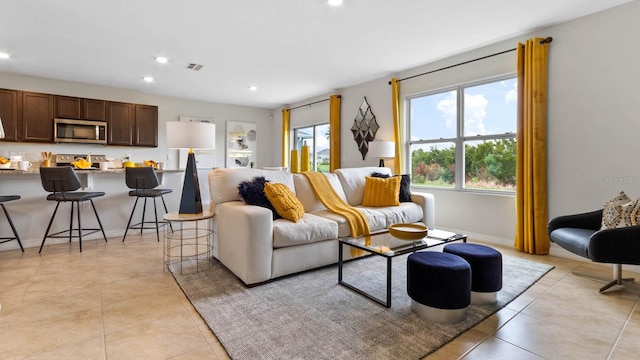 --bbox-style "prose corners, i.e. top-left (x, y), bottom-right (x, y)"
top-left (0, 195), bottom-right (24, 251)
top-left (39, 167), bottom-right (107, 253)
top-left (122, 167), bottom-right (172, 242)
